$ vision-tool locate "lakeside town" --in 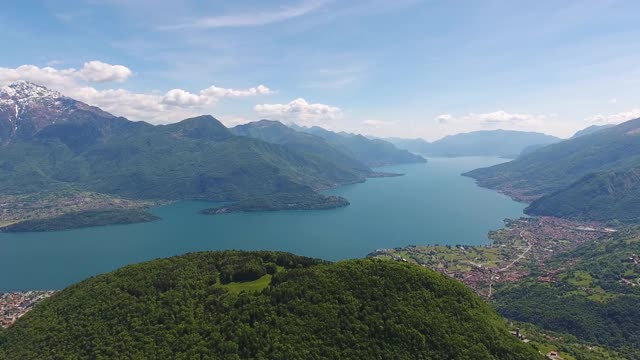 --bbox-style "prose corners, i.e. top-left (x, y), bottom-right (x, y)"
top-left (369, 216), bottom-right (616, 299)
top-left (0, 291), bottom-right (57, 328)
top-left (0, 191), bottom-right (158, 229)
